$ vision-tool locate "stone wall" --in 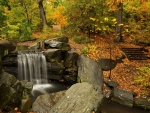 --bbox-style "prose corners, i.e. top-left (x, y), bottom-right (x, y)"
top-left (2, 37), bottom-right (79, 84)
top-left (0, 40), bottom-right (33, 112)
